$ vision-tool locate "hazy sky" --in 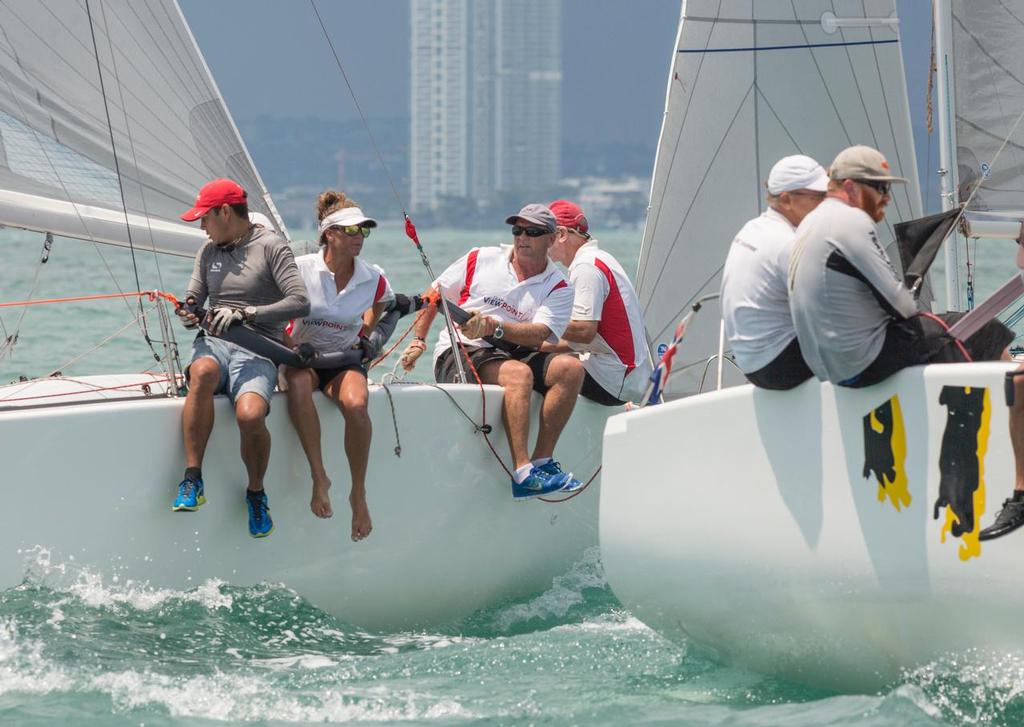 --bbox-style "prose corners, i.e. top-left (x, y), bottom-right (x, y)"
top-left (179, 1), bottom-right (936, 177)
